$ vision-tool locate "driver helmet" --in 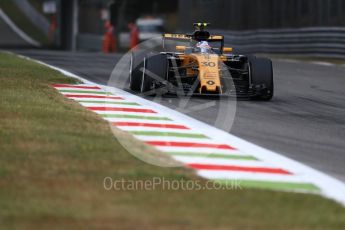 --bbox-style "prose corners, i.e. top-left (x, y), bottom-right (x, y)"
top-left (196, 41), bottom-right (211, 53)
